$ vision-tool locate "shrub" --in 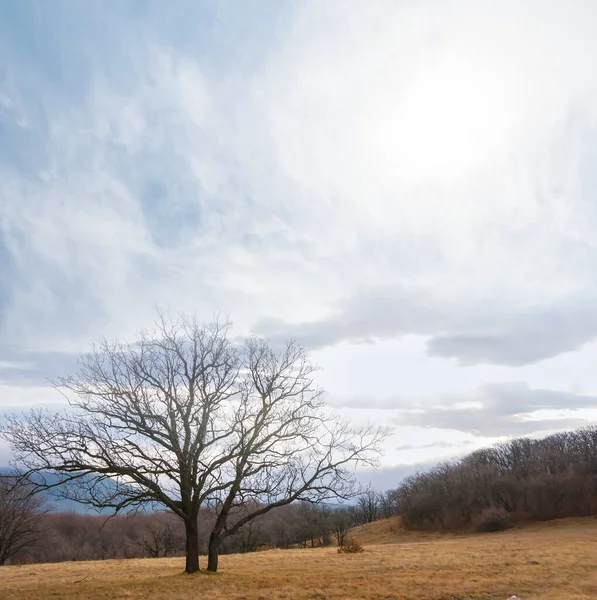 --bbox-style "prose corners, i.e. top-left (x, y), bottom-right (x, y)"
top-left (475, 507), bottom-right (512, 533)
top-left (337, 537), bottom-right (364, 553)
